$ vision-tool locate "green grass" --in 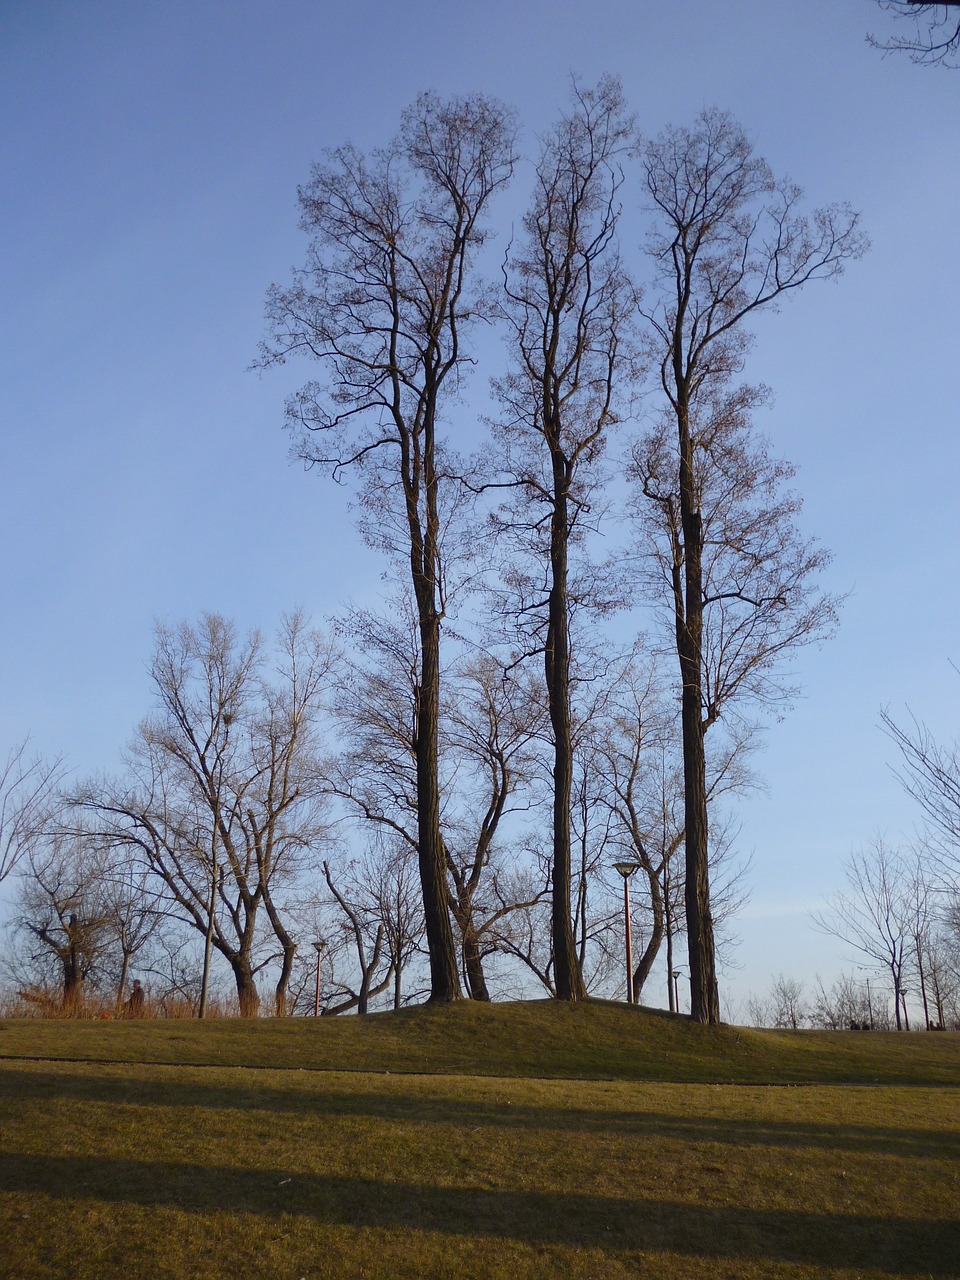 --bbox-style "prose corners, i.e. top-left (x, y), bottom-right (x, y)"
top-left (1, 1002), bottom-right (958, 1278)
